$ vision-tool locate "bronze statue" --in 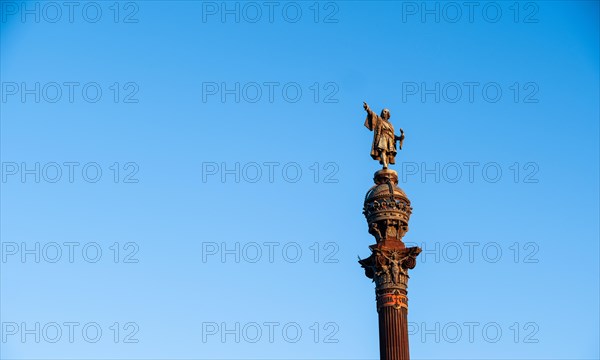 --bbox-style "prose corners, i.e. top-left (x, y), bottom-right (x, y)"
top-left (363, 102), bottom-right (404, 169)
